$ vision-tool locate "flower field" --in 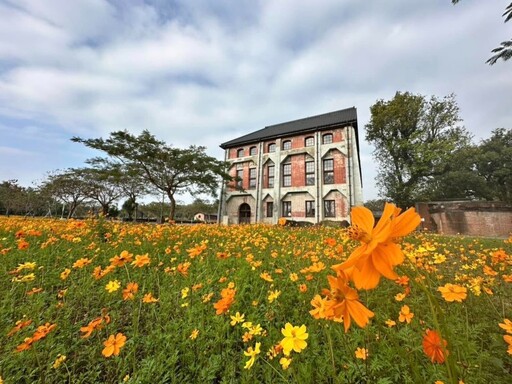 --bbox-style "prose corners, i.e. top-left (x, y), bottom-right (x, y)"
top-left (0, 211), bottom-right (511, 383)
